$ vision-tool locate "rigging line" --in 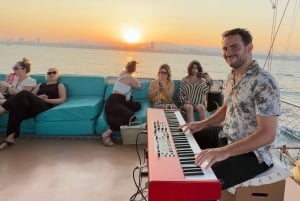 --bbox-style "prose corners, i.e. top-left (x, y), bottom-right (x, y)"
top-left (267, 0), bottom-right (278, 71)
top-left (269, 0), bottom-right (276, 9)
top-left (284, 0), bottom-right (300, 55)
top-left (266, 0), bottom-right (278, 70)
top-left (264, 0), bottom-right (291, 69)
